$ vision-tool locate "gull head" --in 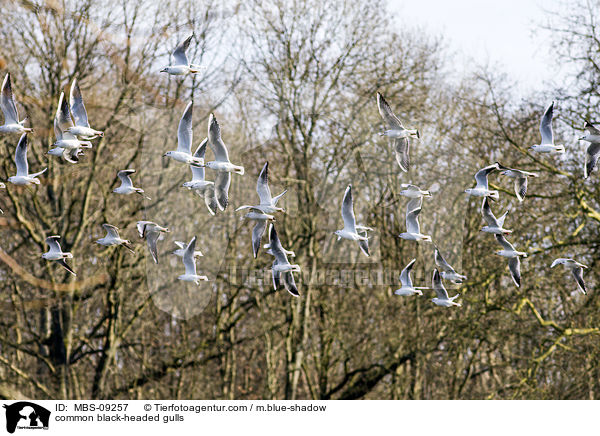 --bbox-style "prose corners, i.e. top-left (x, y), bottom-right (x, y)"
top-left (160, 67), bottom-right (167, 73)
top-left (163, 151), bottom-right (172, 157)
